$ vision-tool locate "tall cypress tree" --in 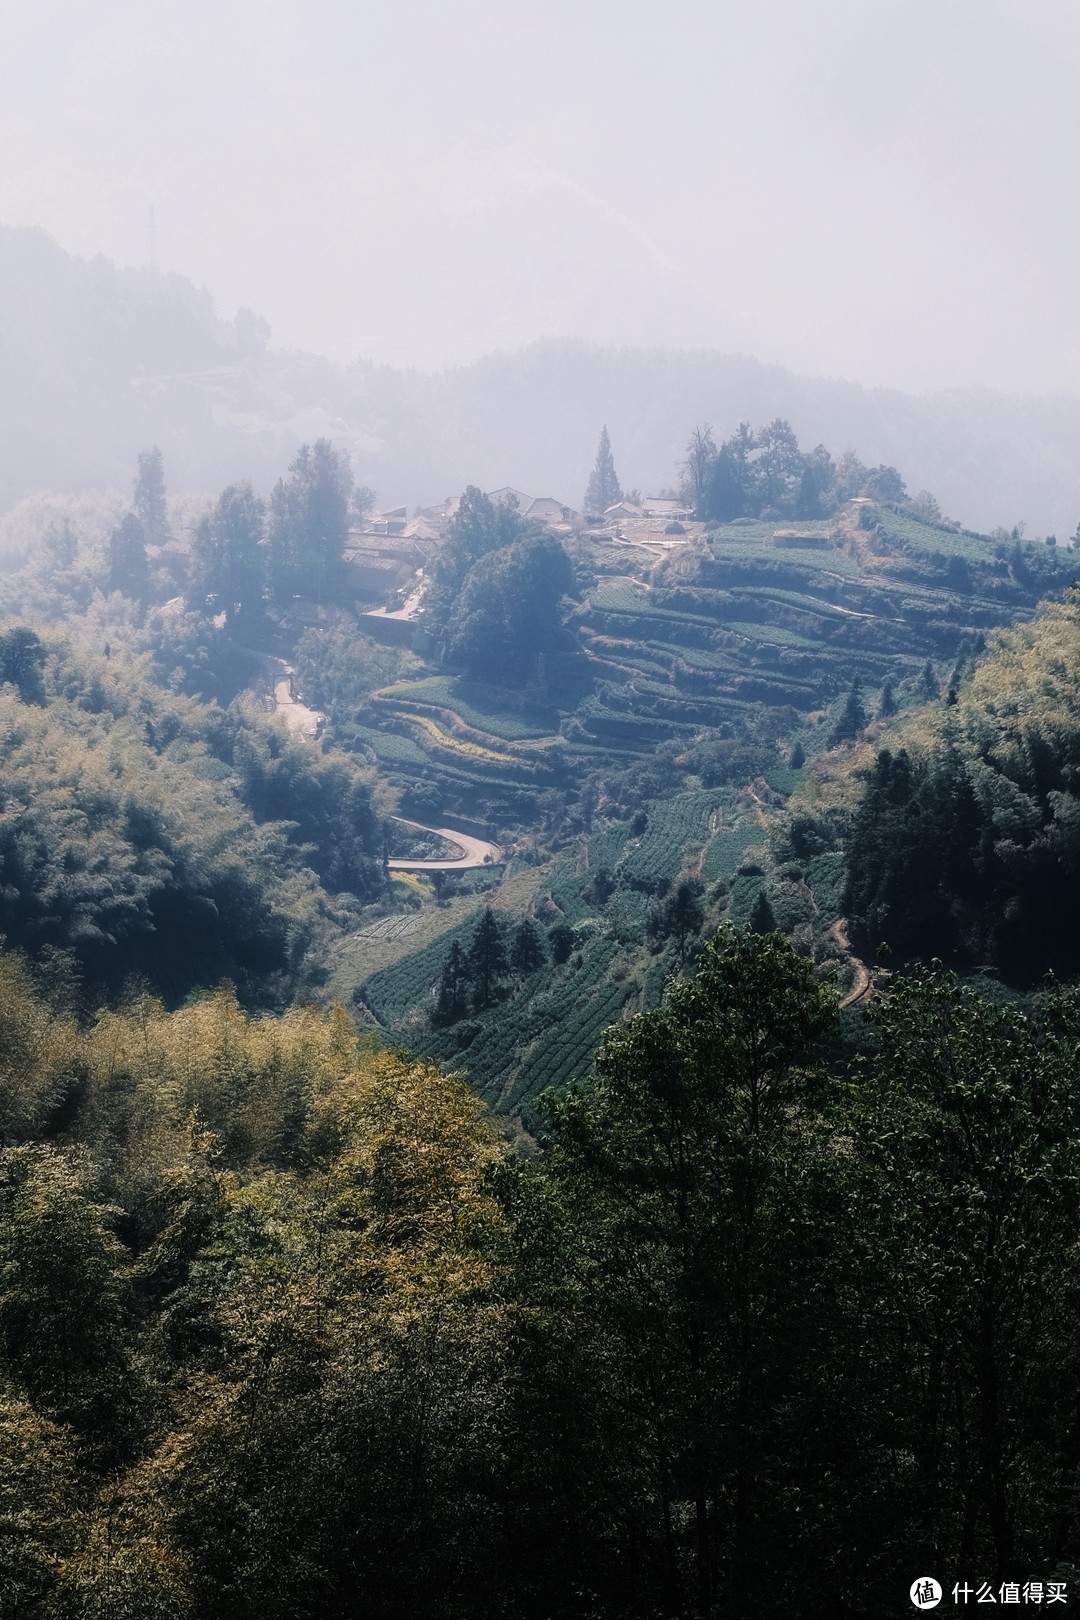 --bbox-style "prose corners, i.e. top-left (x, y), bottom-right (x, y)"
top-left (467, 909), bottom-right (508, 1010)
top-left (133, 446), bottom-right (168, 545)
top-left (830, 678), bottom-right (867, 745)
top-left (510, 918), bottom-right (547, 975)
top-left (106, 513), bottom-right (148, 598)
top-left (583, 426), bottom-right (622, 516)
top-left (749, 888), bottom-right (776, 934)
top-left (434, 941), bottom-right (468, 1024)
